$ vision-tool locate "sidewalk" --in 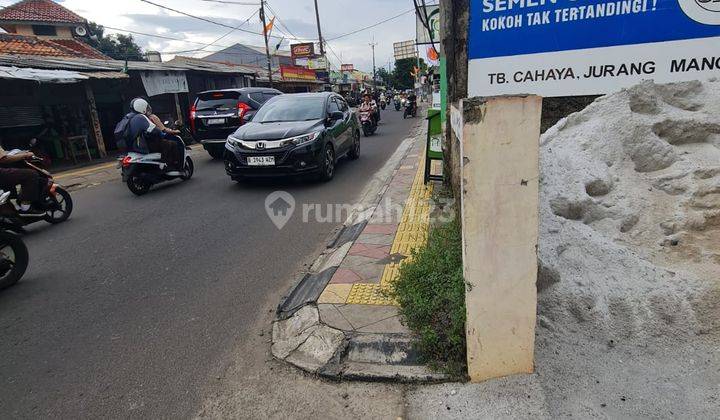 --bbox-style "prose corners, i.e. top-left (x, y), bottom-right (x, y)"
top-left (315, 140), bottom-right (431, 331)
top-left (272, 114), bottom-right (446, 381)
